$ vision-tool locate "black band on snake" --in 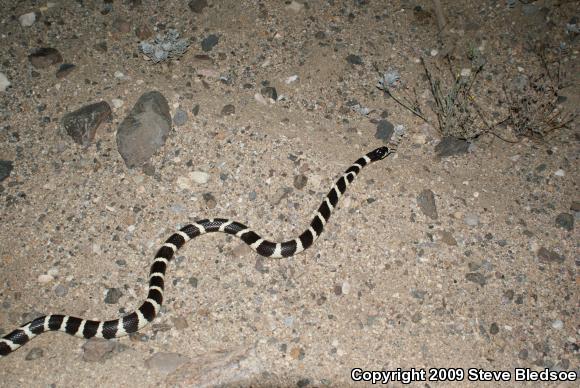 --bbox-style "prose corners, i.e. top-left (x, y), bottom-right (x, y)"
top-left (0, 146), bottom-right (392, 357)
